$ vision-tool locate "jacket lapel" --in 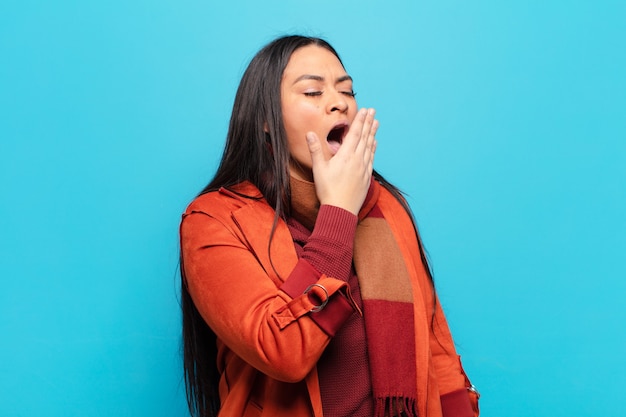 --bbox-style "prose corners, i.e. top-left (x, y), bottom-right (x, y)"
top-left (231, 198), bottom-right (298, 287)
